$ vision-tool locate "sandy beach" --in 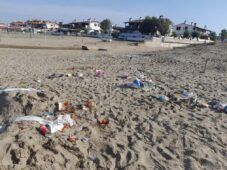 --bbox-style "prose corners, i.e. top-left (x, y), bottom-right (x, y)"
top-left (0, 35), bottom-right (226, 169)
